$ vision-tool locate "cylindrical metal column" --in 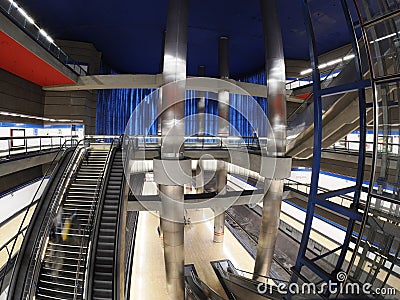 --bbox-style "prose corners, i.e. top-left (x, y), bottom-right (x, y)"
top-left (254, 0), bottom-right (287, 278)
top-left (160, 185), bottom-right (185, 299)
top-left (214, 37), bottom-right (230, 243)
top-left (158, 0), bottom-right (188, 299)
top-left (254, 180), bottom-right (284, 276)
